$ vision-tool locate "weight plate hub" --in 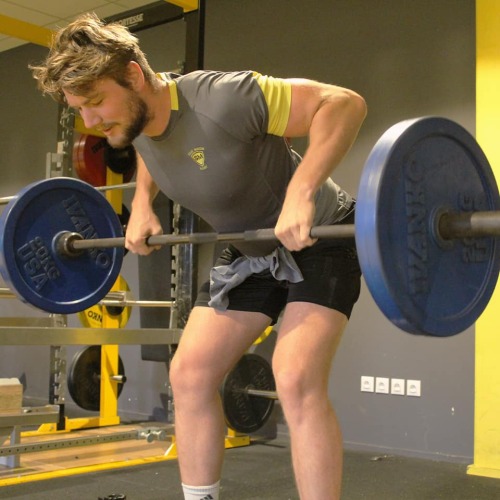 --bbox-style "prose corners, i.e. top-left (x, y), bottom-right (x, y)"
top-left (0, 177), bottom-right (124, 314)
top-left (73, 134), bottom-right (136, 186)
top-left (356, 116), bottom-right (500, 336)
top-left (104, 142), bottom-right (137, 175)
top-left (68, 345), bottom-right (125, 412)
top-left (221, 353), bottom-right (275, 434)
